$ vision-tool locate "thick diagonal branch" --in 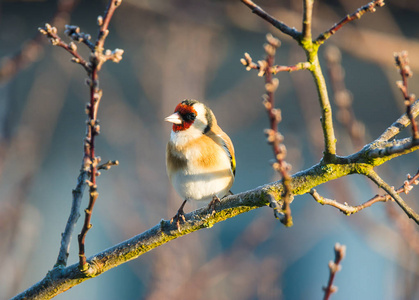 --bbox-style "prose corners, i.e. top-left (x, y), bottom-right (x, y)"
top-left (12, 113), bottom-right (419, 299)
top-left (240, 0), bottom-right (301, 40)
